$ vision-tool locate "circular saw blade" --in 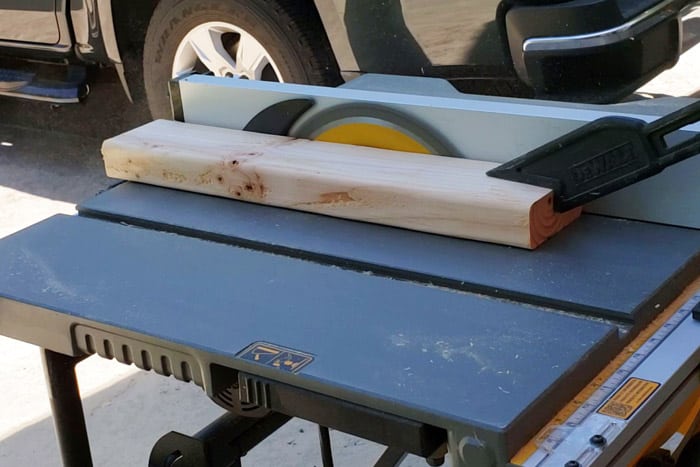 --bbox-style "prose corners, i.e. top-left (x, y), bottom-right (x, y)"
top-left (291, 104), bottom-right (454, 155)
